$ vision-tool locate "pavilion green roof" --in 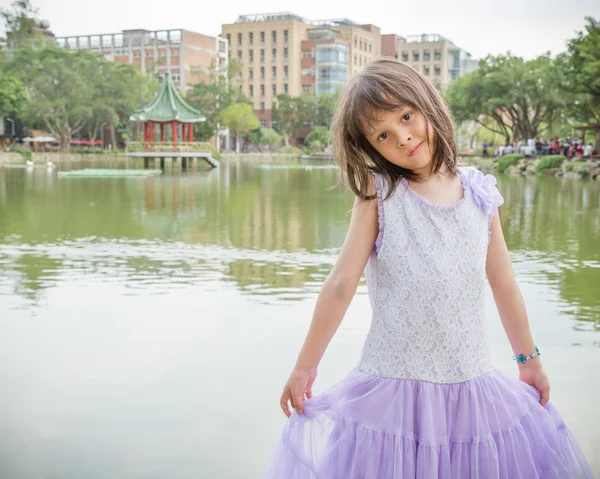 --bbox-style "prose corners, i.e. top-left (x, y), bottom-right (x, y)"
top-left (129, 73), bottom-right (205, 123)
